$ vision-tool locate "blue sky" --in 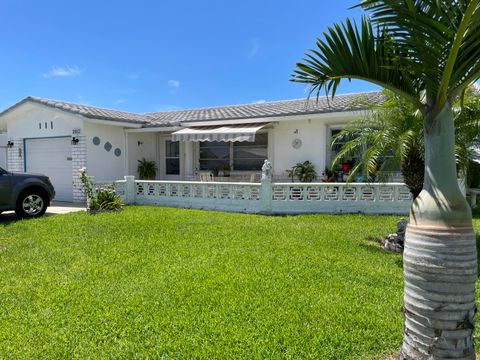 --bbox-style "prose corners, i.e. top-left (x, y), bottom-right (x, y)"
top-left (0, 0), bottom-right (379, 113)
